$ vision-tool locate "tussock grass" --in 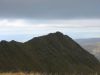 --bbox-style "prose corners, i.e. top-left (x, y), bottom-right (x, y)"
top-left (0, 72), bottom-right (99, 75)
